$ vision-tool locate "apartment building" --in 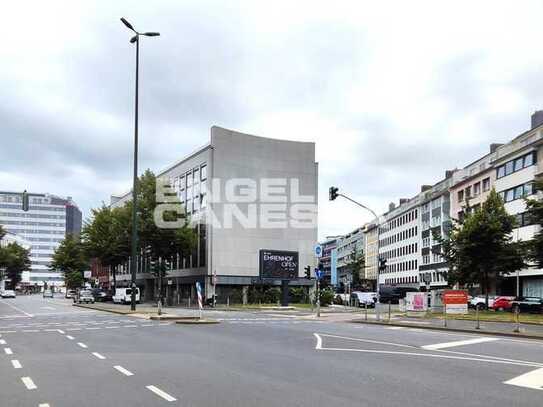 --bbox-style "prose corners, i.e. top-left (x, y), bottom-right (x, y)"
top-left (378, 198), bottom-right (421, 288)
top-left (110, 126), bottom-right (318, 302)
top-left (335, 226), bottom-right (365, 286)
top-left (0, 191), bottom-right (82, 287)
top-left (363, 222), bottom-right (378, 287)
